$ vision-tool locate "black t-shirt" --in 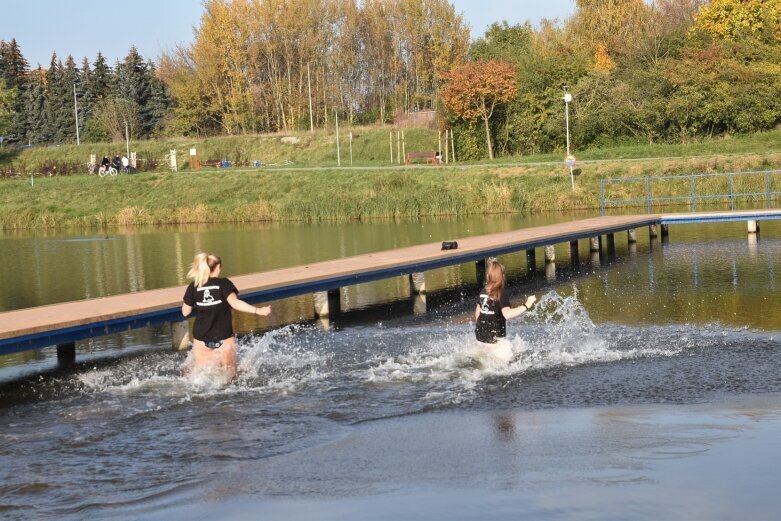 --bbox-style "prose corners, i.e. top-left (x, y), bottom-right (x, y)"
top-left (475, 292), bottom-right (510, 343)
top-left (183, 277), bottom-right (238, 342)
